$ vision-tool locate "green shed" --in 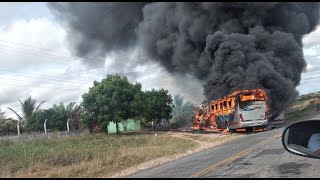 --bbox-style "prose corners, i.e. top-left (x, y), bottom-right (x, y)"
top-left (107, 119), bottom-right (141, 134)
